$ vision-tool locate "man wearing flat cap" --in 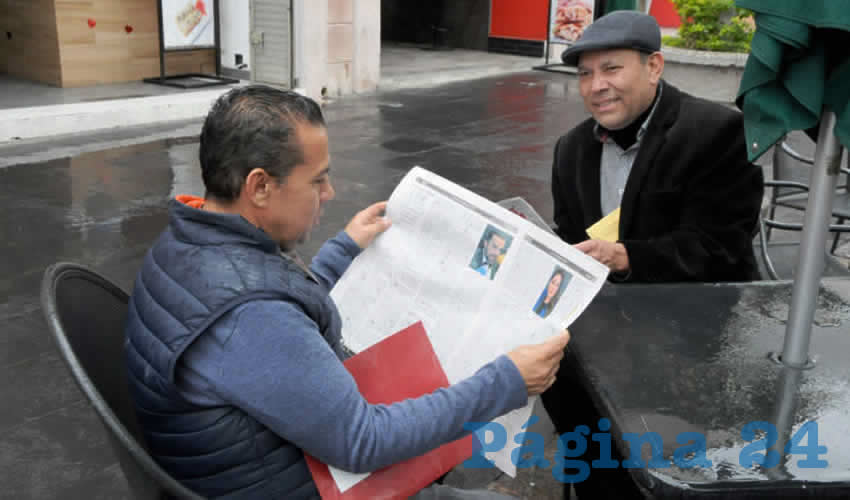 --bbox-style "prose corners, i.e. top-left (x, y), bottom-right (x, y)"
top-left (550, 10), bottom-right (763, 283)
top-left (542, 10), bottom-right (764, 500)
